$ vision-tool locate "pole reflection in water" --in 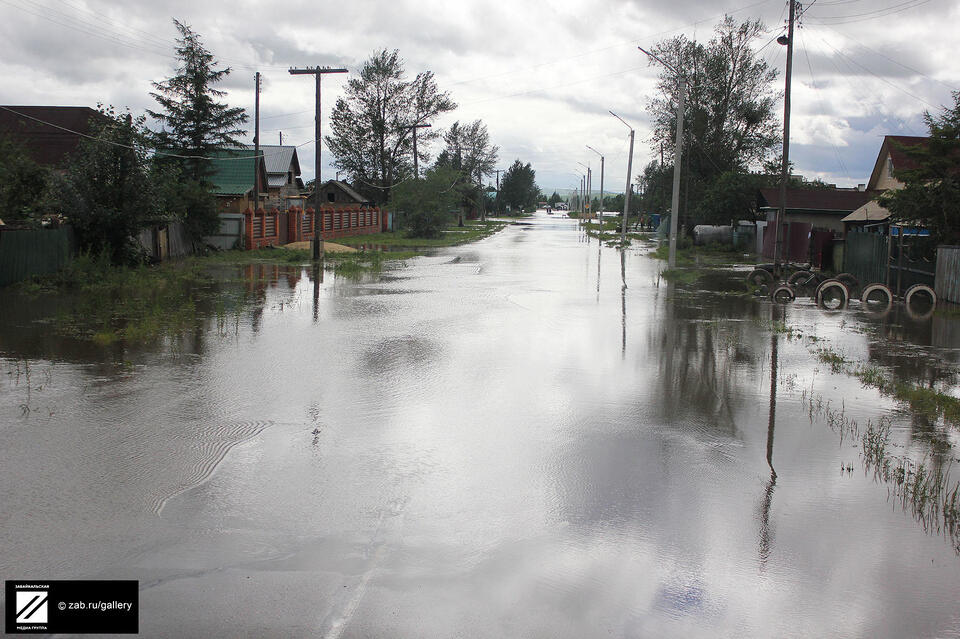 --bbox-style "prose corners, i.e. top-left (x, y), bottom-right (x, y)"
top-left (312, 260), bottom-right (323, 323)
top-left (759, 304), bottom-right (780, 567)
top-left (621, 250), bottom-right (627, 356)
